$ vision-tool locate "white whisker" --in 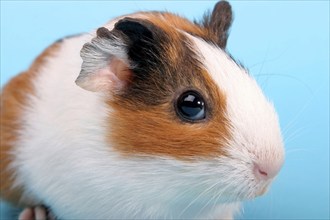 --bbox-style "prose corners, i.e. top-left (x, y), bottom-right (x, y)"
top-left (282, 82), bottom-right (326, 136)
top-left (170, 178), bottom-right (213, 206)
top-left (210, 181), bottom-right (234, 212)
top-left (195, 182), bottom-right (224, 217)
top-left (255, 44), bottom-right (270, 86)
top-left (255, 73), bottom-right (314, 96)
top-left (283, 126), bottom-right (307, 144)
top-left (179, 181), bottom-right (220, 217)
top-left (248, 45), bottom-right (291, 70)
top-left (285, 147), bottom-right (312, 156)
